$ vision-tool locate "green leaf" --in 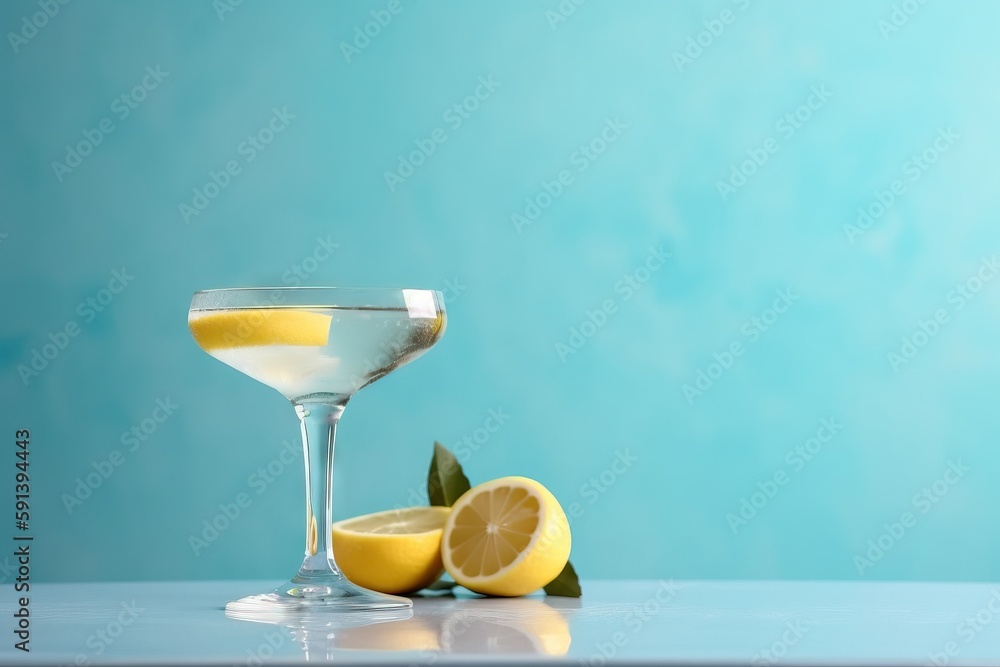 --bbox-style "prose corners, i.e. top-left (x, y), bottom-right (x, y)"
top-left (543, 561), bottom-right (582, 597)
top-left (427, 441), bottom-right (471, 507)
